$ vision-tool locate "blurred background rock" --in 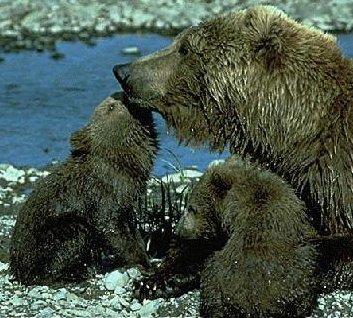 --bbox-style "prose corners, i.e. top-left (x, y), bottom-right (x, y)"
top-left (1, 0), bottom-right (353, 52)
